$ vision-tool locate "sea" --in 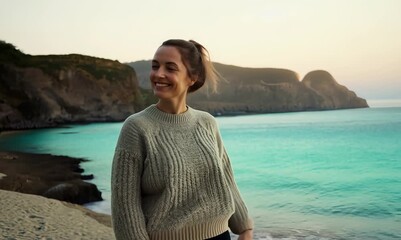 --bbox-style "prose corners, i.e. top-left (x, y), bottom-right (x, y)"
top-left (1, 100), bottom-right (400, 240)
